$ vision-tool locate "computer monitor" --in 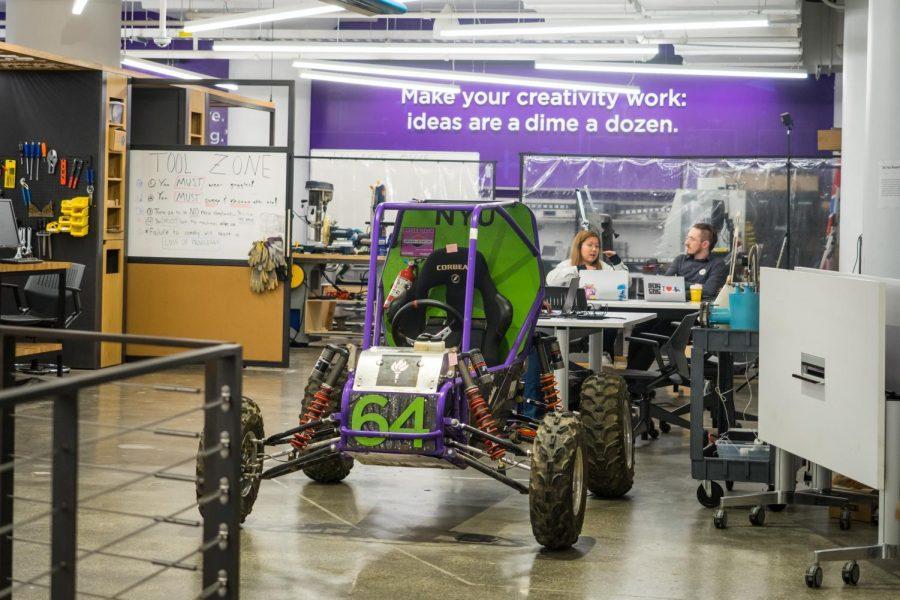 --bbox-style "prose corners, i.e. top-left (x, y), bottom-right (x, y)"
top-left (0, 199), bottom-right (21, 250)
